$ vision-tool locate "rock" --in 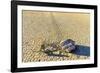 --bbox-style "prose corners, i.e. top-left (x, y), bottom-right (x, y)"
top-left (44, 46), bottom-right (57, 51)
top-left (60, 39), bottom-right (76, 52)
